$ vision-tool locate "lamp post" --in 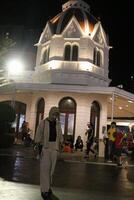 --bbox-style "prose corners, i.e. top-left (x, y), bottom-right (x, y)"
top-left (6, 58), bottom-right (24, 107)
top-left (6, 58), bottom-right (24, 135)
top-left (111, 92), bottom-right (115, 122)
top-left (7, 59), bottom-right (24, 76)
